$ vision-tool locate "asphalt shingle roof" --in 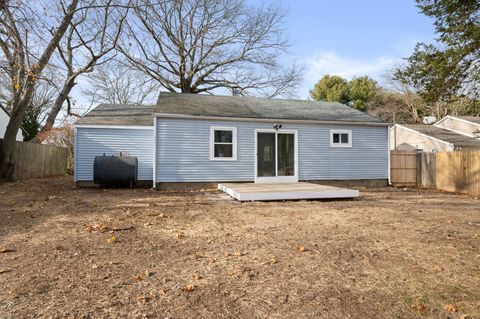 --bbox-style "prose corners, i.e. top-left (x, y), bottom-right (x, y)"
top-left (77, 93), bottom-right (388, 126)
top-left (76, 104), bottom-right (155, 126)
top-left (155, 92), bottom-right (385, 123)
top-left (405, 124), bottom-right (480, 150)
top-left (455, 116), bottom-right (480, 125)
